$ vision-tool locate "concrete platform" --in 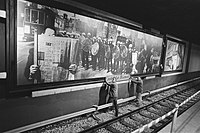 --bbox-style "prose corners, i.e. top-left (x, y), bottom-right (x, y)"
top-left (159, 99), bottom-right (200, 133)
